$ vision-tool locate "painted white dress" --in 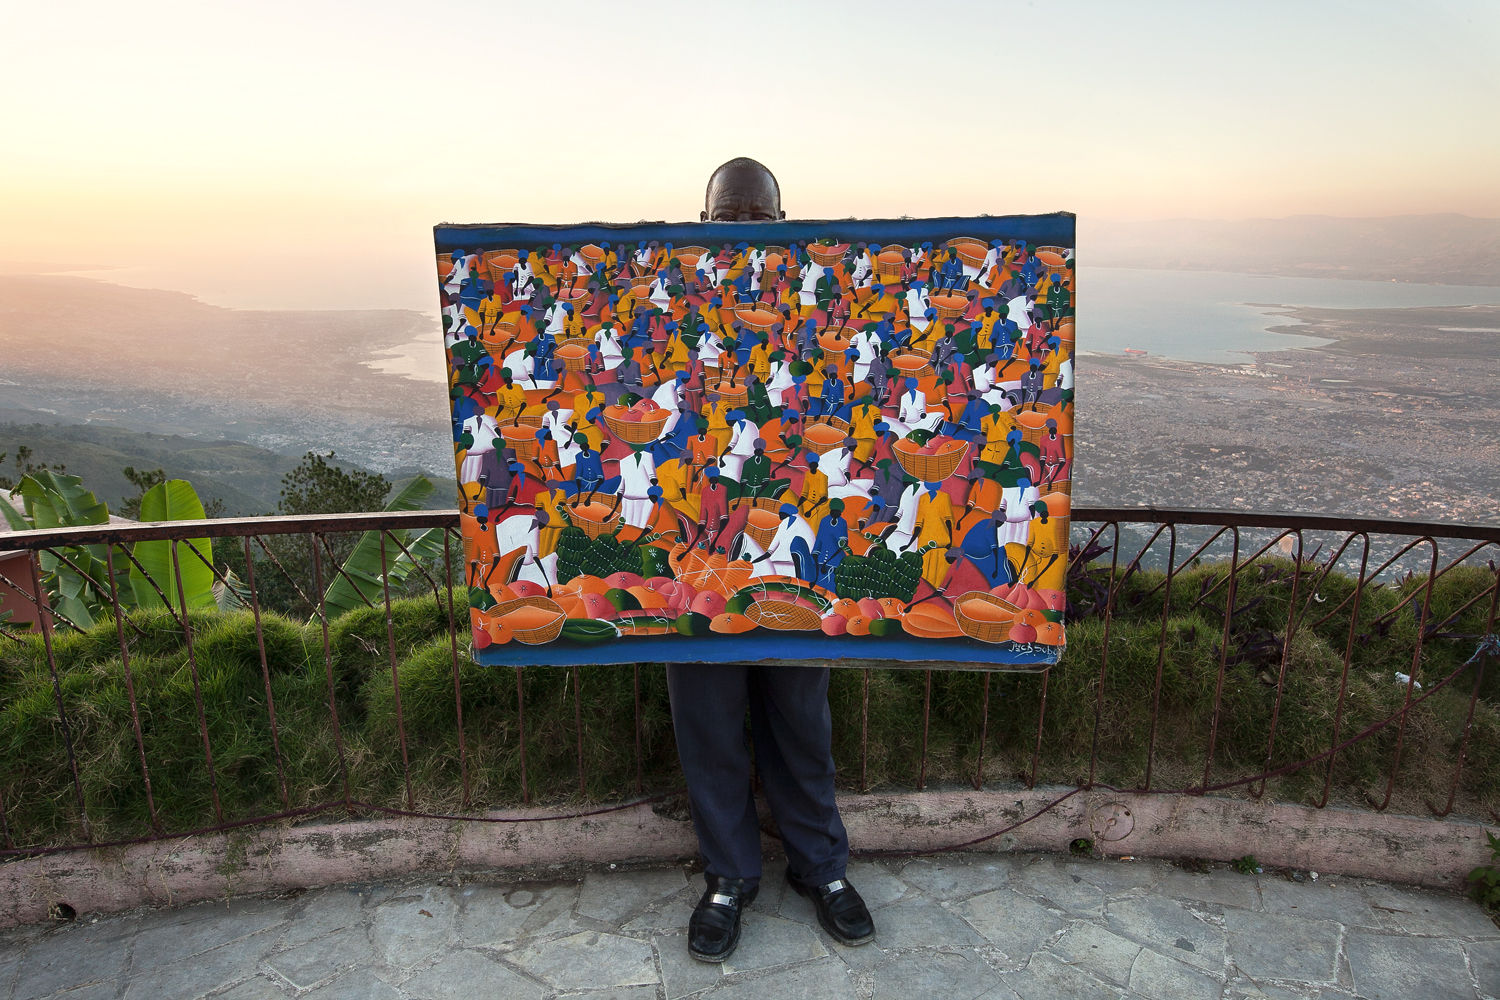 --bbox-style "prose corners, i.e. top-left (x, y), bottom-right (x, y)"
top-left (749, 515), bottom-right (815, 580)
top-left (619, 452), bottom-right (658, 529)
top-left (593, 327), bottom-right (624, 371)
top-left (541, 409), bottom-right (575, 447)
top-left (444, 254), bottom-right (473, 297)
top-left (697, 329), bottom-right (724, 370)
top-left (459, 415), bottom-right (500, 483)
top-left (799, 261), bottom-right (825, 307)
top-left (822, 446), bottom-right (873, 501)
top-left (511, 261), bottom-right (535, 299)
top-left (885, 482), bottom-right (922, 553)
top-left (998, 484), bottom-right (1039, 547)
top-left (653, 381), bottom-right (685, 436)
top-left (906, 286), bottom-right (932, 333)
top-left (767, 360), bottom-right (795, 407)
top-left (720, 421), bottom-right (758, 482)
top-left (851, 328), bottom-right (881, 383)
top-left (888, 389), bottom-right (944, 437)
top-left (494, 513), bottom-right (558, 588)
